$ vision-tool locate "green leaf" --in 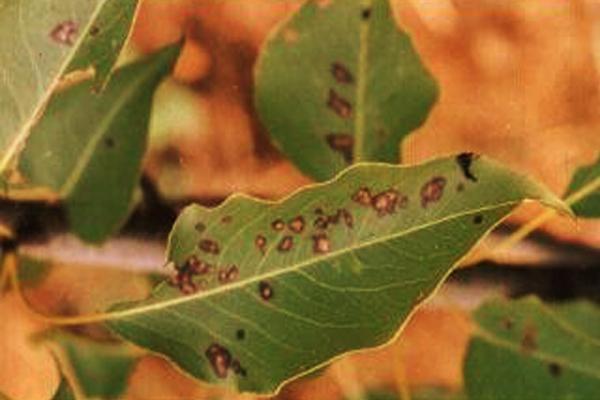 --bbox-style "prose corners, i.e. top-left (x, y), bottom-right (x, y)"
top-left (464, 297), bottom-right (600, 400)
top-left (564, 155), bottom-right (600, 217)
top-left (107, 155), bottom-right (566, 394)
top-left (0, 0), bottom-right (139, 174)
top-left (53, 332), bottom-right (139, 400)
top-left (255, 0), bottom-right (438, 180)
top-left (18, 43), bottom-right (181, 243)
